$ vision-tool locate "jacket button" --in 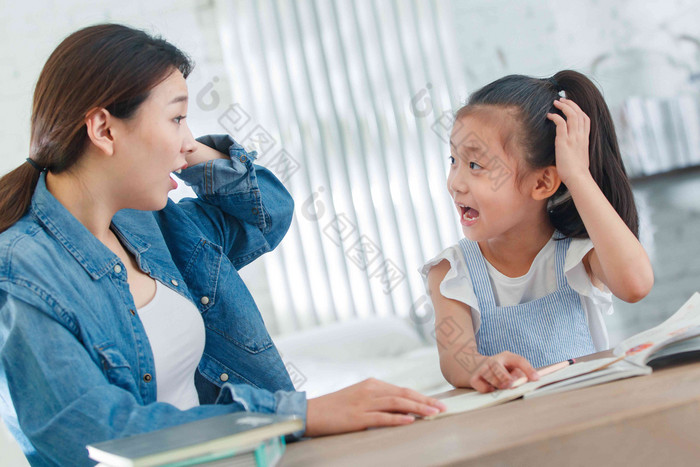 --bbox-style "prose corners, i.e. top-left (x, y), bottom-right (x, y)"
top-left (251, 207), bottom-right (258, 215)
top-left (114, 264), bottom-right (122, 274)
top-left (171, 279), bottom-right (179, 287)
top-left (200, 296), bottom-right (210, 305)
top-left (240, 155), bottom-right (247, 163)
top-left (220, 373), bottom-right (229, 382)
top-left (143, 374), bottom-right (152, 382)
